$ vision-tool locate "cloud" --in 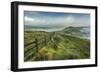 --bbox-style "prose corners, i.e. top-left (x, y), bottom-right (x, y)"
top-left (25, 16), bottom-right (35, 22)
top-left (24, 12), bottom-right (90, 32)
top-left (25, 16), bottom-right (48, 26)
